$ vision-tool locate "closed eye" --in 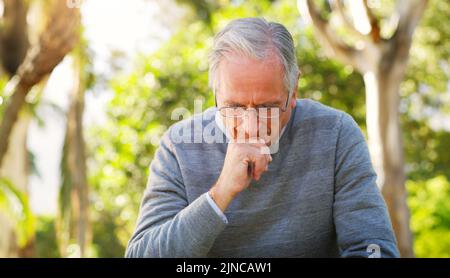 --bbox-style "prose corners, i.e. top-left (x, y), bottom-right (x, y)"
top-left (224, 103), bottom-right (246, 108)
top-left (256, 104), bottom-right (281, 109)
